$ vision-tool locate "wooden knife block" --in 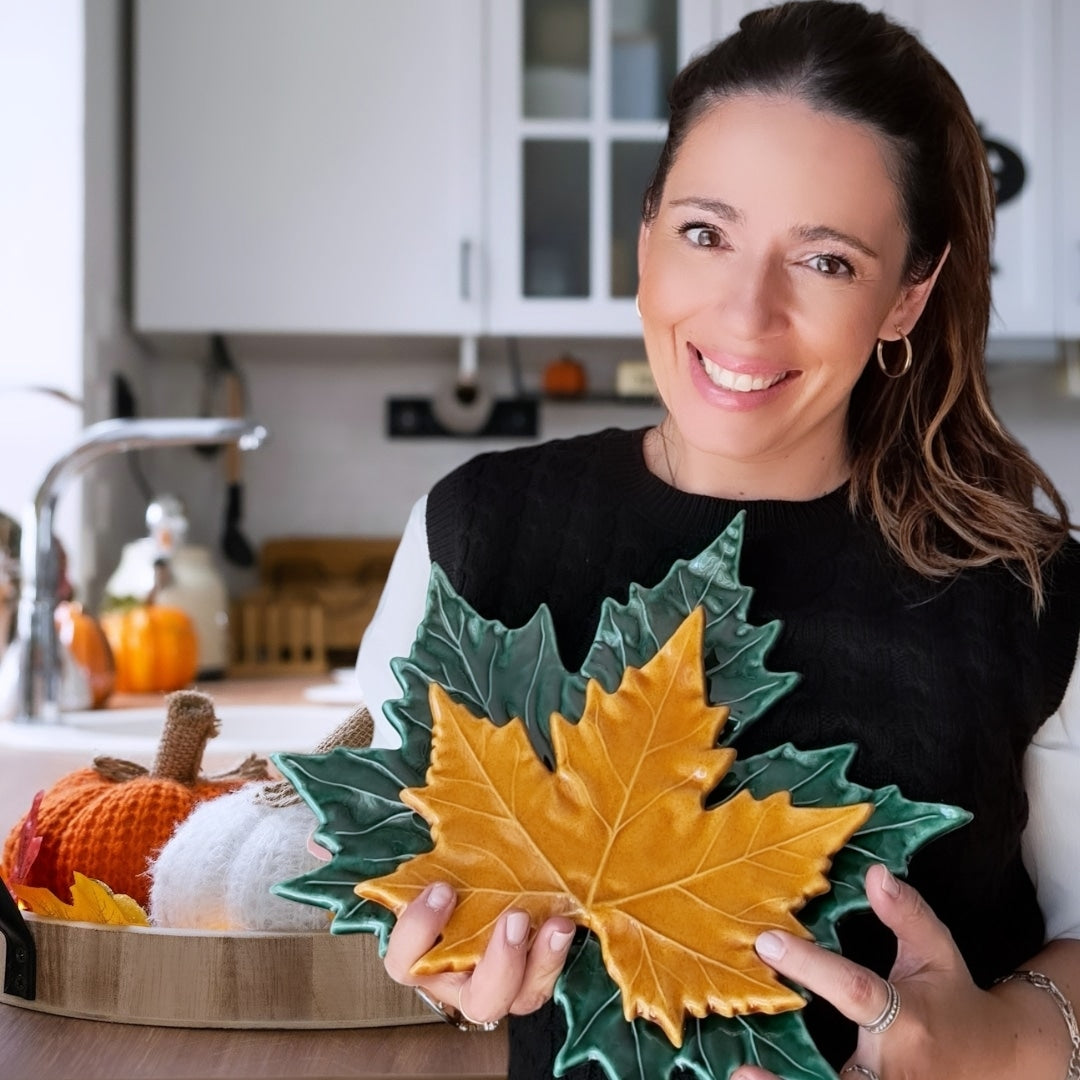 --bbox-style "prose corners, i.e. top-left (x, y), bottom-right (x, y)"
top-left (230, 538), bottom-right (399, 676)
